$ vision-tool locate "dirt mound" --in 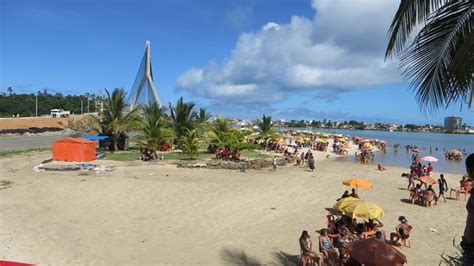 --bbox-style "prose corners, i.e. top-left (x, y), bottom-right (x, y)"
top-left (0, 116), bottom-right (82, 130)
